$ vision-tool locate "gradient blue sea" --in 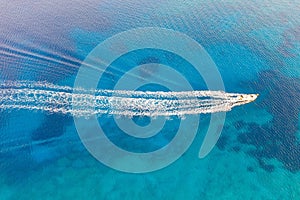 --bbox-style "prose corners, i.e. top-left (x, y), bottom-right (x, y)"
top-left (0, 1), bottom-right (300, 199)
